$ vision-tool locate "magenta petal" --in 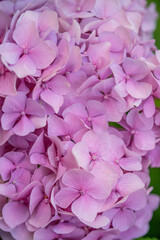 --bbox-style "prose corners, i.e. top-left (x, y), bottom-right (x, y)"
top-left (13, 116), bottom-right (35, 136)
top-left (0, 42), bottom-right (22, 65)
top-left (113, 208), bottom-right (136, 231)
top-left (2, 201), bottom-right (29, 228)
top-left (55, 188), bottom-right (79, 208)
top-left (11, 55), bottom-right (36, 78)
top-left (71, 195), bottom-right (98, 222)
top-left (29, 42), bottom-right (56, 69)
